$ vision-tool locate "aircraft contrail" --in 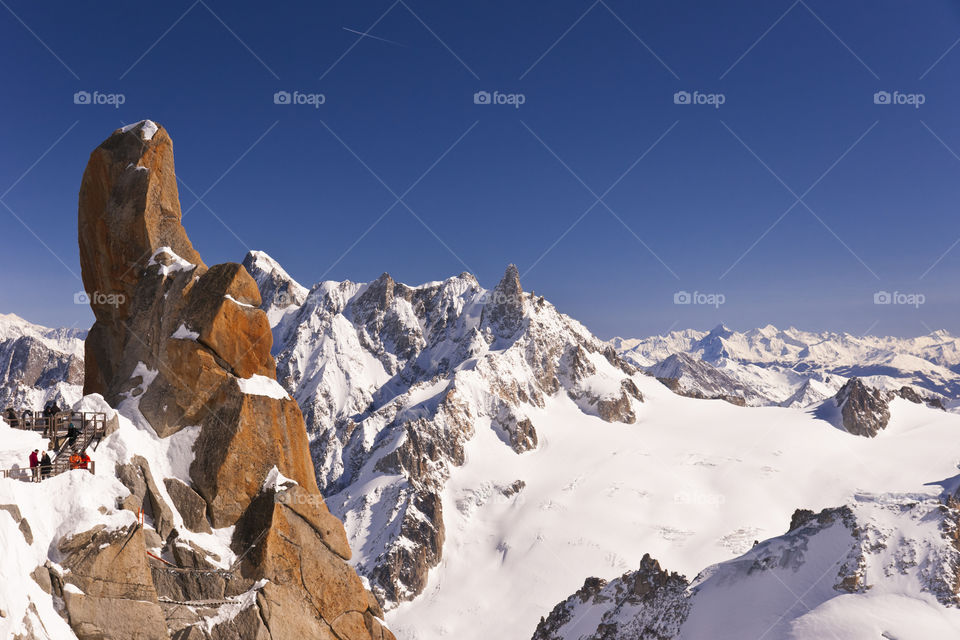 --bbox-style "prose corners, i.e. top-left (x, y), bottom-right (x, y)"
top-left (342, 27), bottom-right (406, 47)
